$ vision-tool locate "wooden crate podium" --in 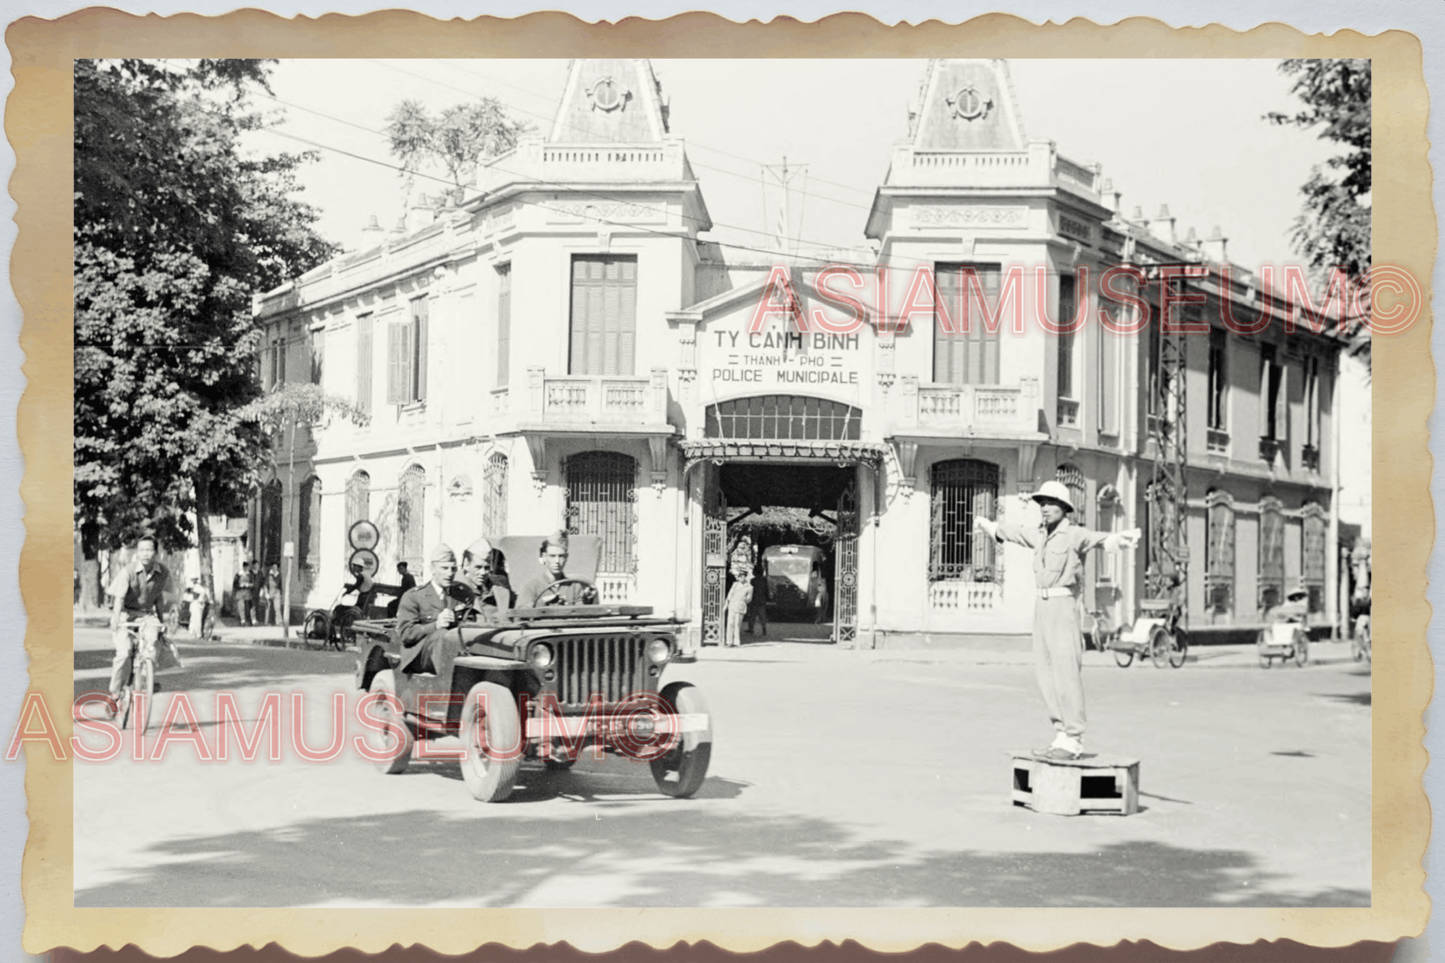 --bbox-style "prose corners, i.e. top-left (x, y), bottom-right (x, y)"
top-left (1010, 751), bottom-right (1140, 816)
